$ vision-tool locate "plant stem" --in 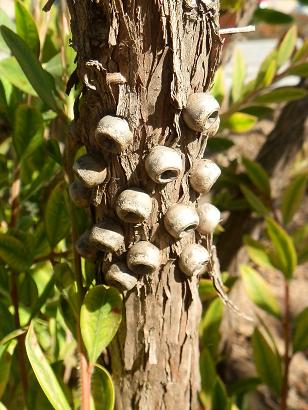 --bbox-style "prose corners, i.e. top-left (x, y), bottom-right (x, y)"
top-left (280, 279), bottom-right (291, 410)
top-left (78, 327), bottom-right (92, 410)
